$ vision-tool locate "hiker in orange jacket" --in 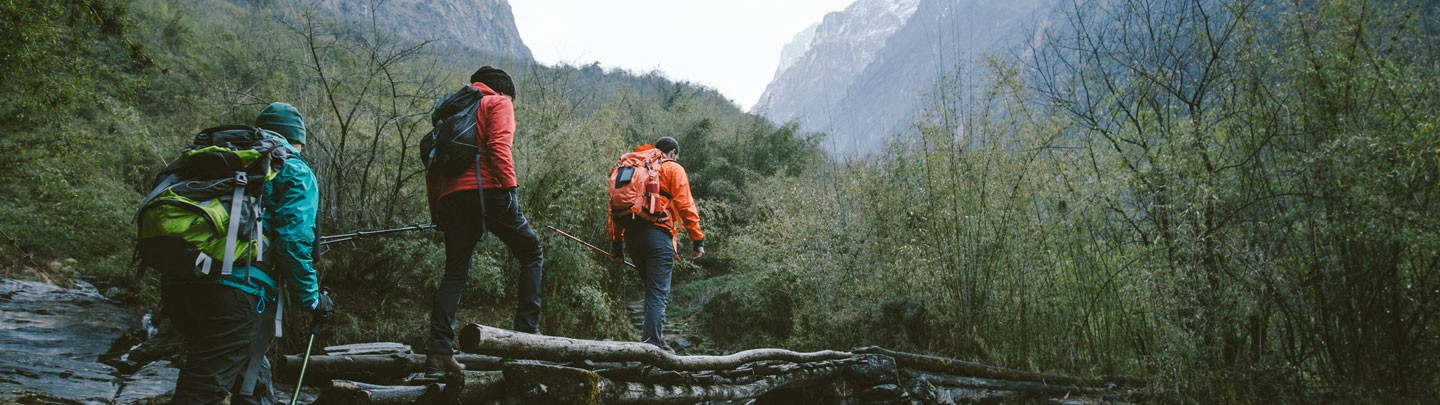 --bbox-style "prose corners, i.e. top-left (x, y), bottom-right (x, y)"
top-left (605, 137), bottom-right (704, 351)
